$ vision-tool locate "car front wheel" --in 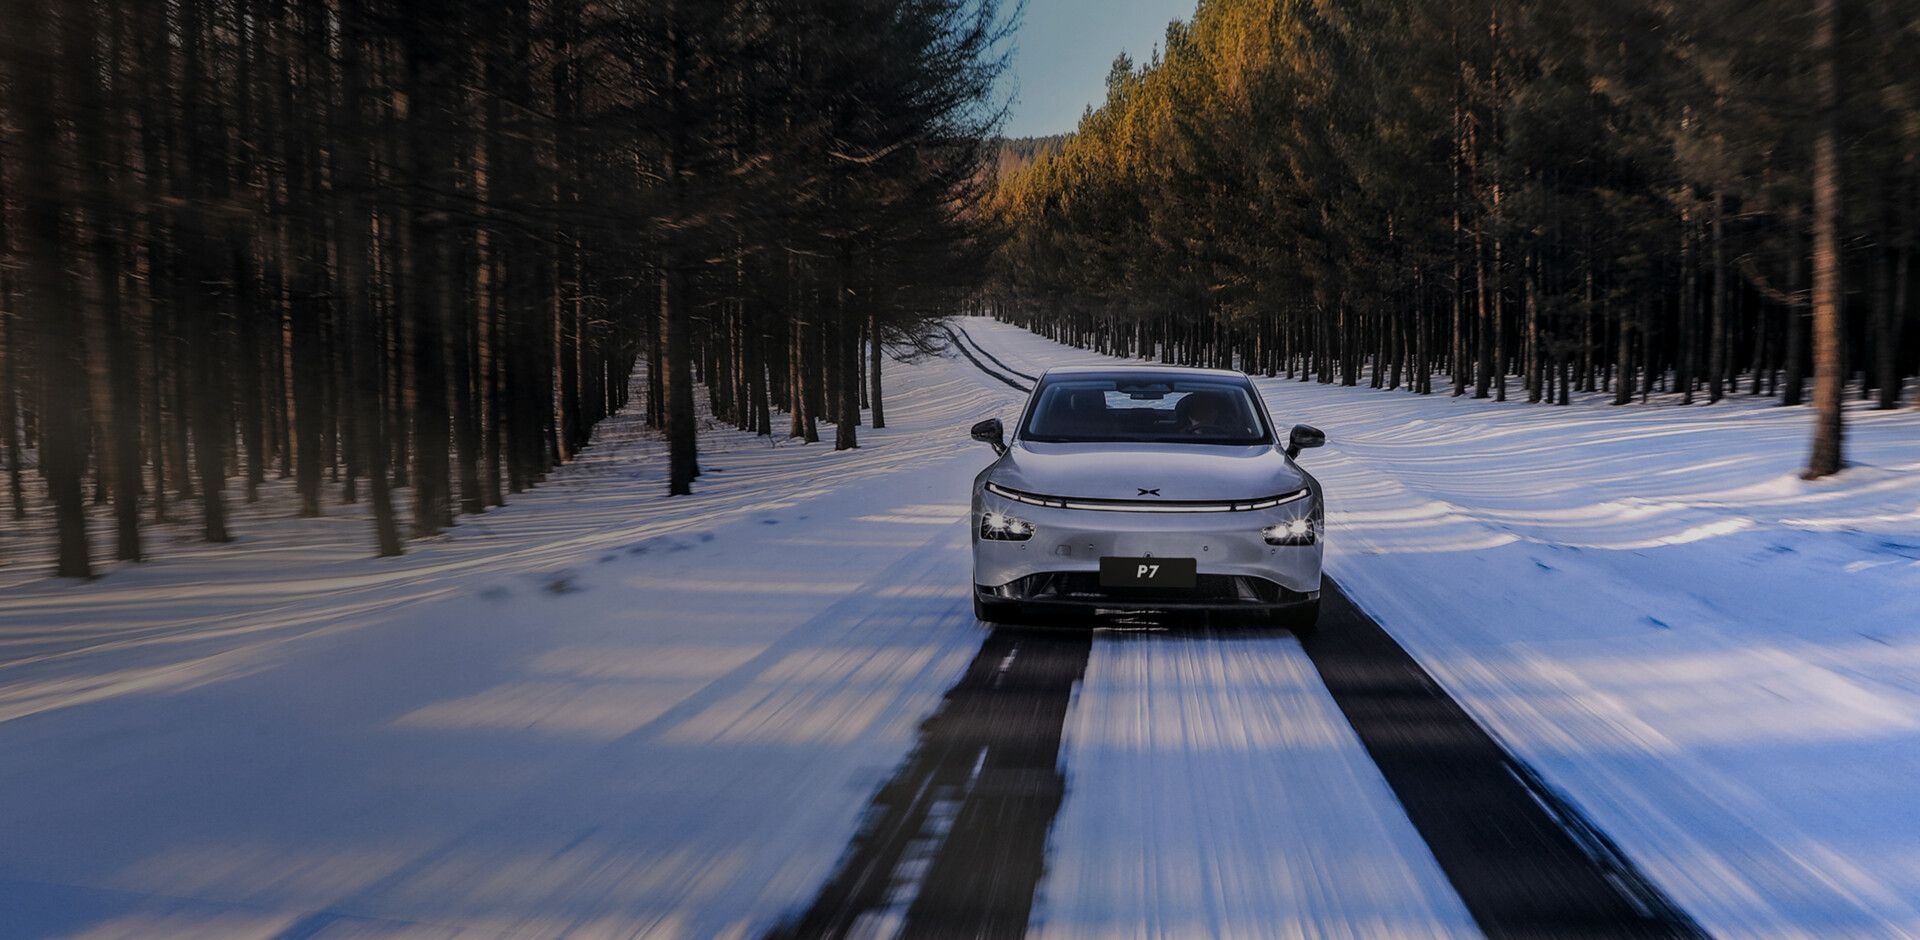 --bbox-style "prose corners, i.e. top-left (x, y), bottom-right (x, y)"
top-left (1271, 599), bottom-right (1320, 637)
top-left (974, 594), bottom-right (1024, 625)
